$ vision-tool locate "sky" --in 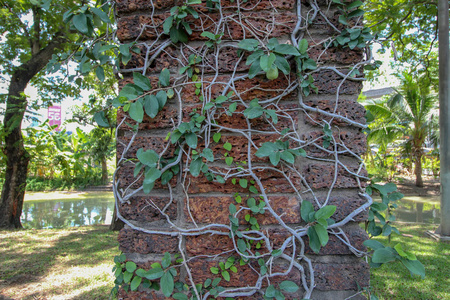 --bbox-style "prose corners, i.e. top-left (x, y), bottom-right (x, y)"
top-left (0, 80), bottom-right (94, 133)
